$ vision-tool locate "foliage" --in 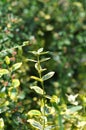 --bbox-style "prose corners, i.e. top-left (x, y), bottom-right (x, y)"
top-left (0, 0), bottom-right (86, 130)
